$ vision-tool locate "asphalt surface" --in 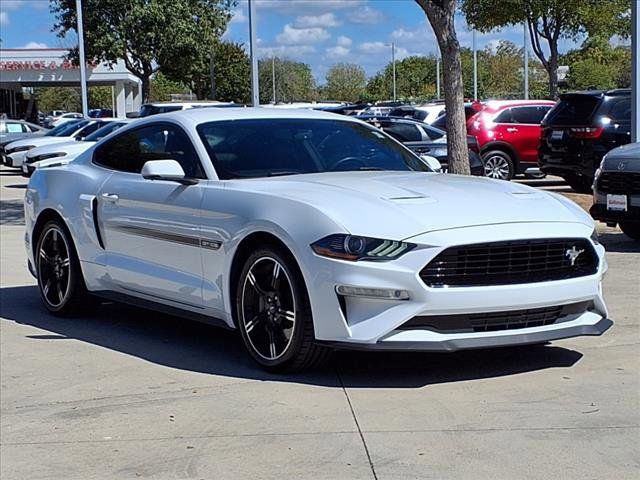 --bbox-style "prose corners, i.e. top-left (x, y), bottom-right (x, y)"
top-left (1, 166), bottom-right (639, 479)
